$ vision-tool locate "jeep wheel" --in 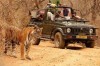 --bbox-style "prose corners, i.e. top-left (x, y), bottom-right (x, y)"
top-left (85, 41), bottom-right (95, 48)
top-left (33, 38), bottom-right (40, 45)
top-left (54, 32), bottom-right (65, 49)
